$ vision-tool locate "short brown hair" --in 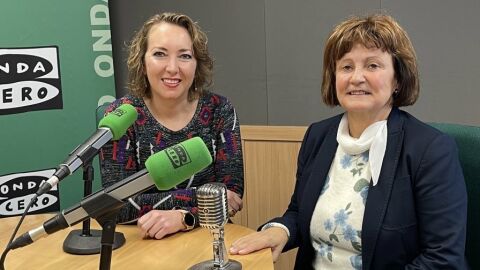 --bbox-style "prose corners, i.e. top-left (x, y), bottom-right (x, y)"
top-left (127, 12), bottom-right (214, 100)
top-left (322, 14), bottom-right (419, 107)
